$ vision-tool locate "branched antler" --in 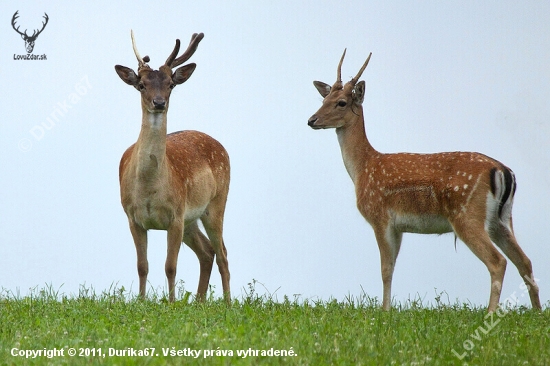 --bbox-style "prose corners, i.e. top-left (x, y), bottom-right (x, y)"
top-left (165, 33), bottom-right (204, 69)
top-left (12, 12), bottom-right (49, 40)
top-left (32, 13), bottom-right (49, 39)
top-left (11, 11), bottom-right (25, 37)
top-left (129, 30), bottom-right (203, 72)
